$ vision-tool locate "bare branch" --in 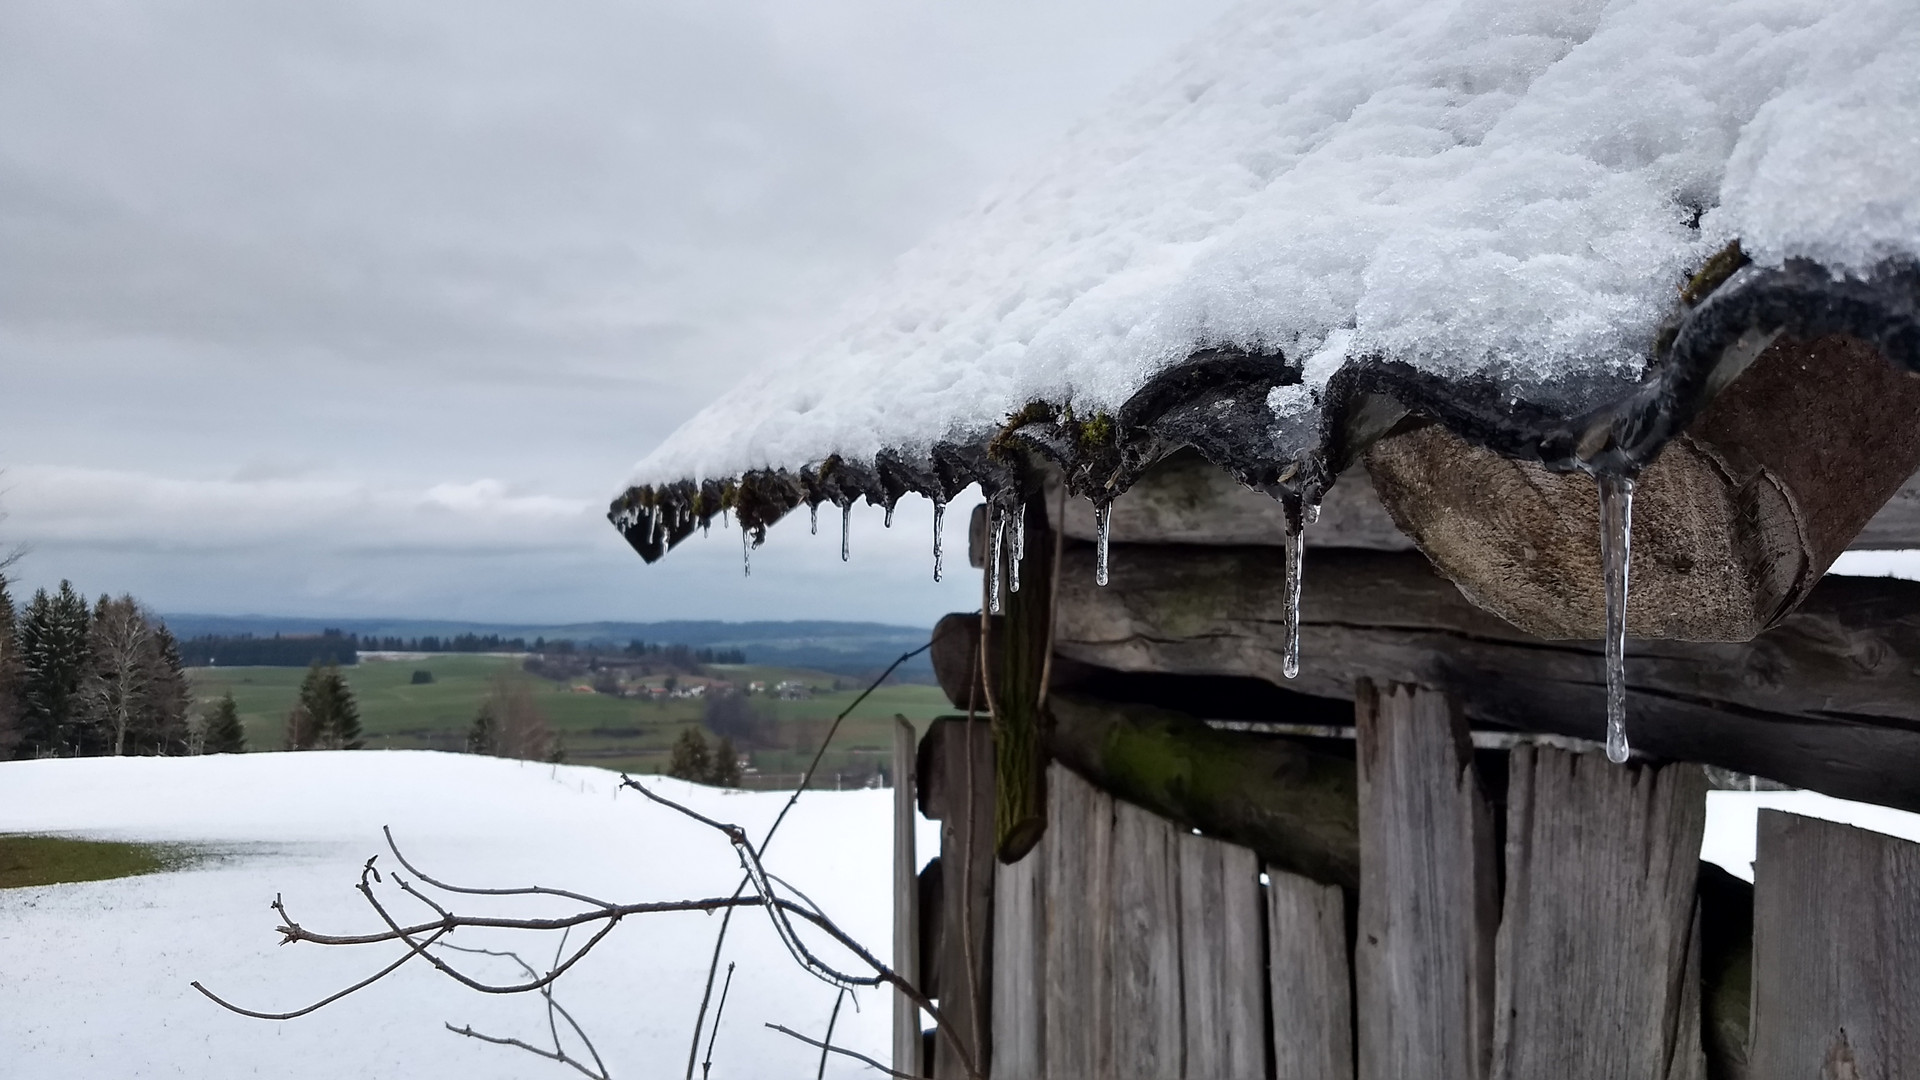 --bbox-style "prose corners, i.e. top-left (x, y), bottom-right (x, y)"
top-left (766, 1024), bottom-right (915, 1080)
top-left (447, 1025), bottom-right (607, 1080)
top-left (699, 962), bottom-right (735, 1080)
top-left (190, 925), bottom-right (450, 1020)
top-left (384, 826), bottom-right (617, 909)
